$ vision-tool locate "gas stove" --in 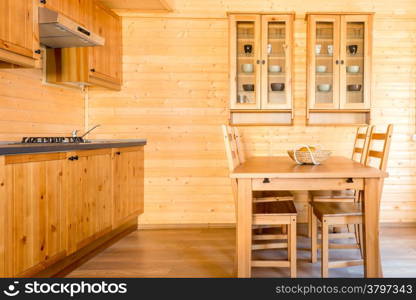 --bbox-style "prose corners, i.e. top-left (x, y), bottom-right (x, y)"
top-left (21, 137), bottom-right (86, 144)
